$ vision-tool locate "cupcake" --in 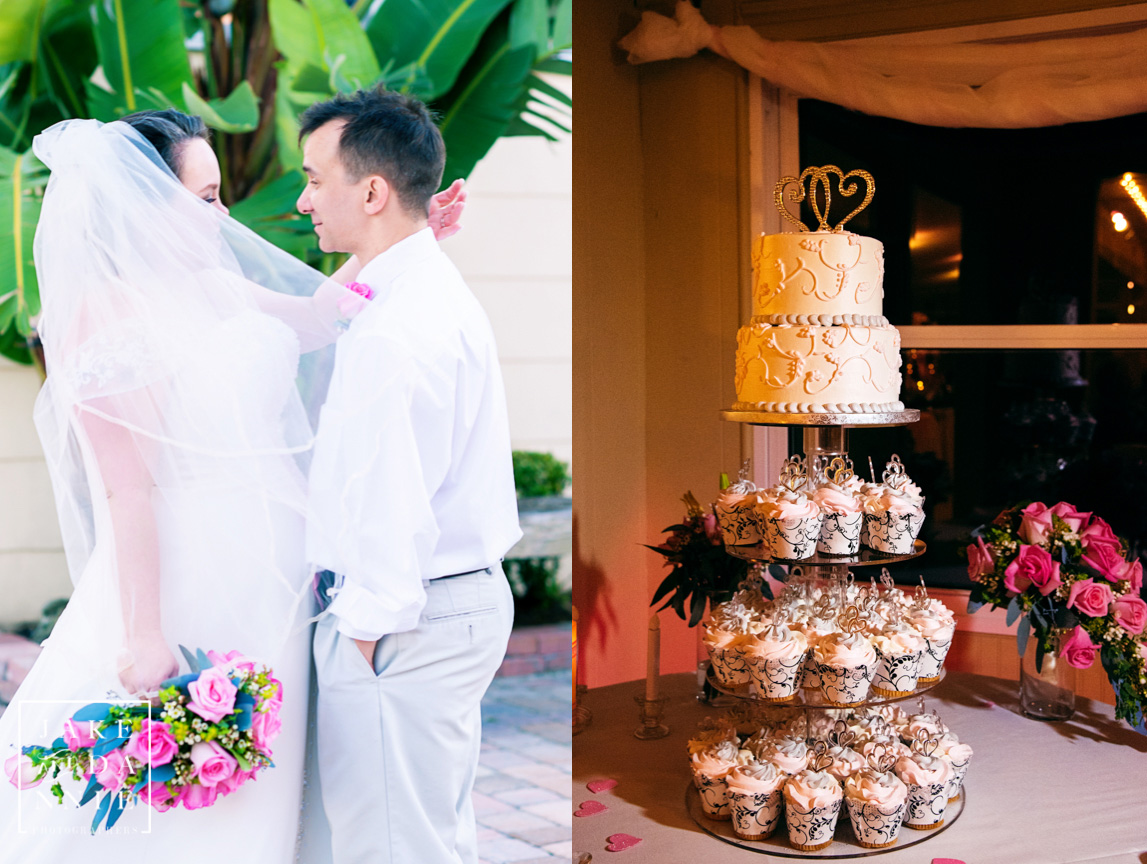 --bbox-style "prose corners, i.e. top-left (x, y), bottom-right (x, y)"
top-left (726, 761), bottom-right (786, 840)
top-left (703, 622), bottom-right (751, 689)
top-left (907, 606), bottom-right (955, 683)
top-left (691, 741), bottom-right (741, 819)
top-left (743, 623), bottom-right (808, 703)
top-left (937, 737), bottom-right (973, 802)
top-left (759, 490), bottom-right (823, 560)
top-left (687, 717), bottom-right (737, 756)
top-left (783, 769), bottom-right (843, 852)
top-left (812, 465), bottom-right (863, 556)
top-left (758, 736), bottom-right (810, 776)
top-left (871, 623), bottom-right (926, 697)
top-left (814, 628), bottom-right (878, 707)
top-left (857, 481), bottom-right (884, 547)
top-left (895, 751), bottom-right (954, 830)
top-left (844, 768), bottom-right (909, 848)
top-left (864, 456), bottom-right (924, 554)
top-left (715, 477), bottom-right (762, 546)
top-left (901, 711), bottom-right (949, 744)
top-left (795, 609), bottom-right (838, 691)
top-left (859, 735), bottom-right (912, 762)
